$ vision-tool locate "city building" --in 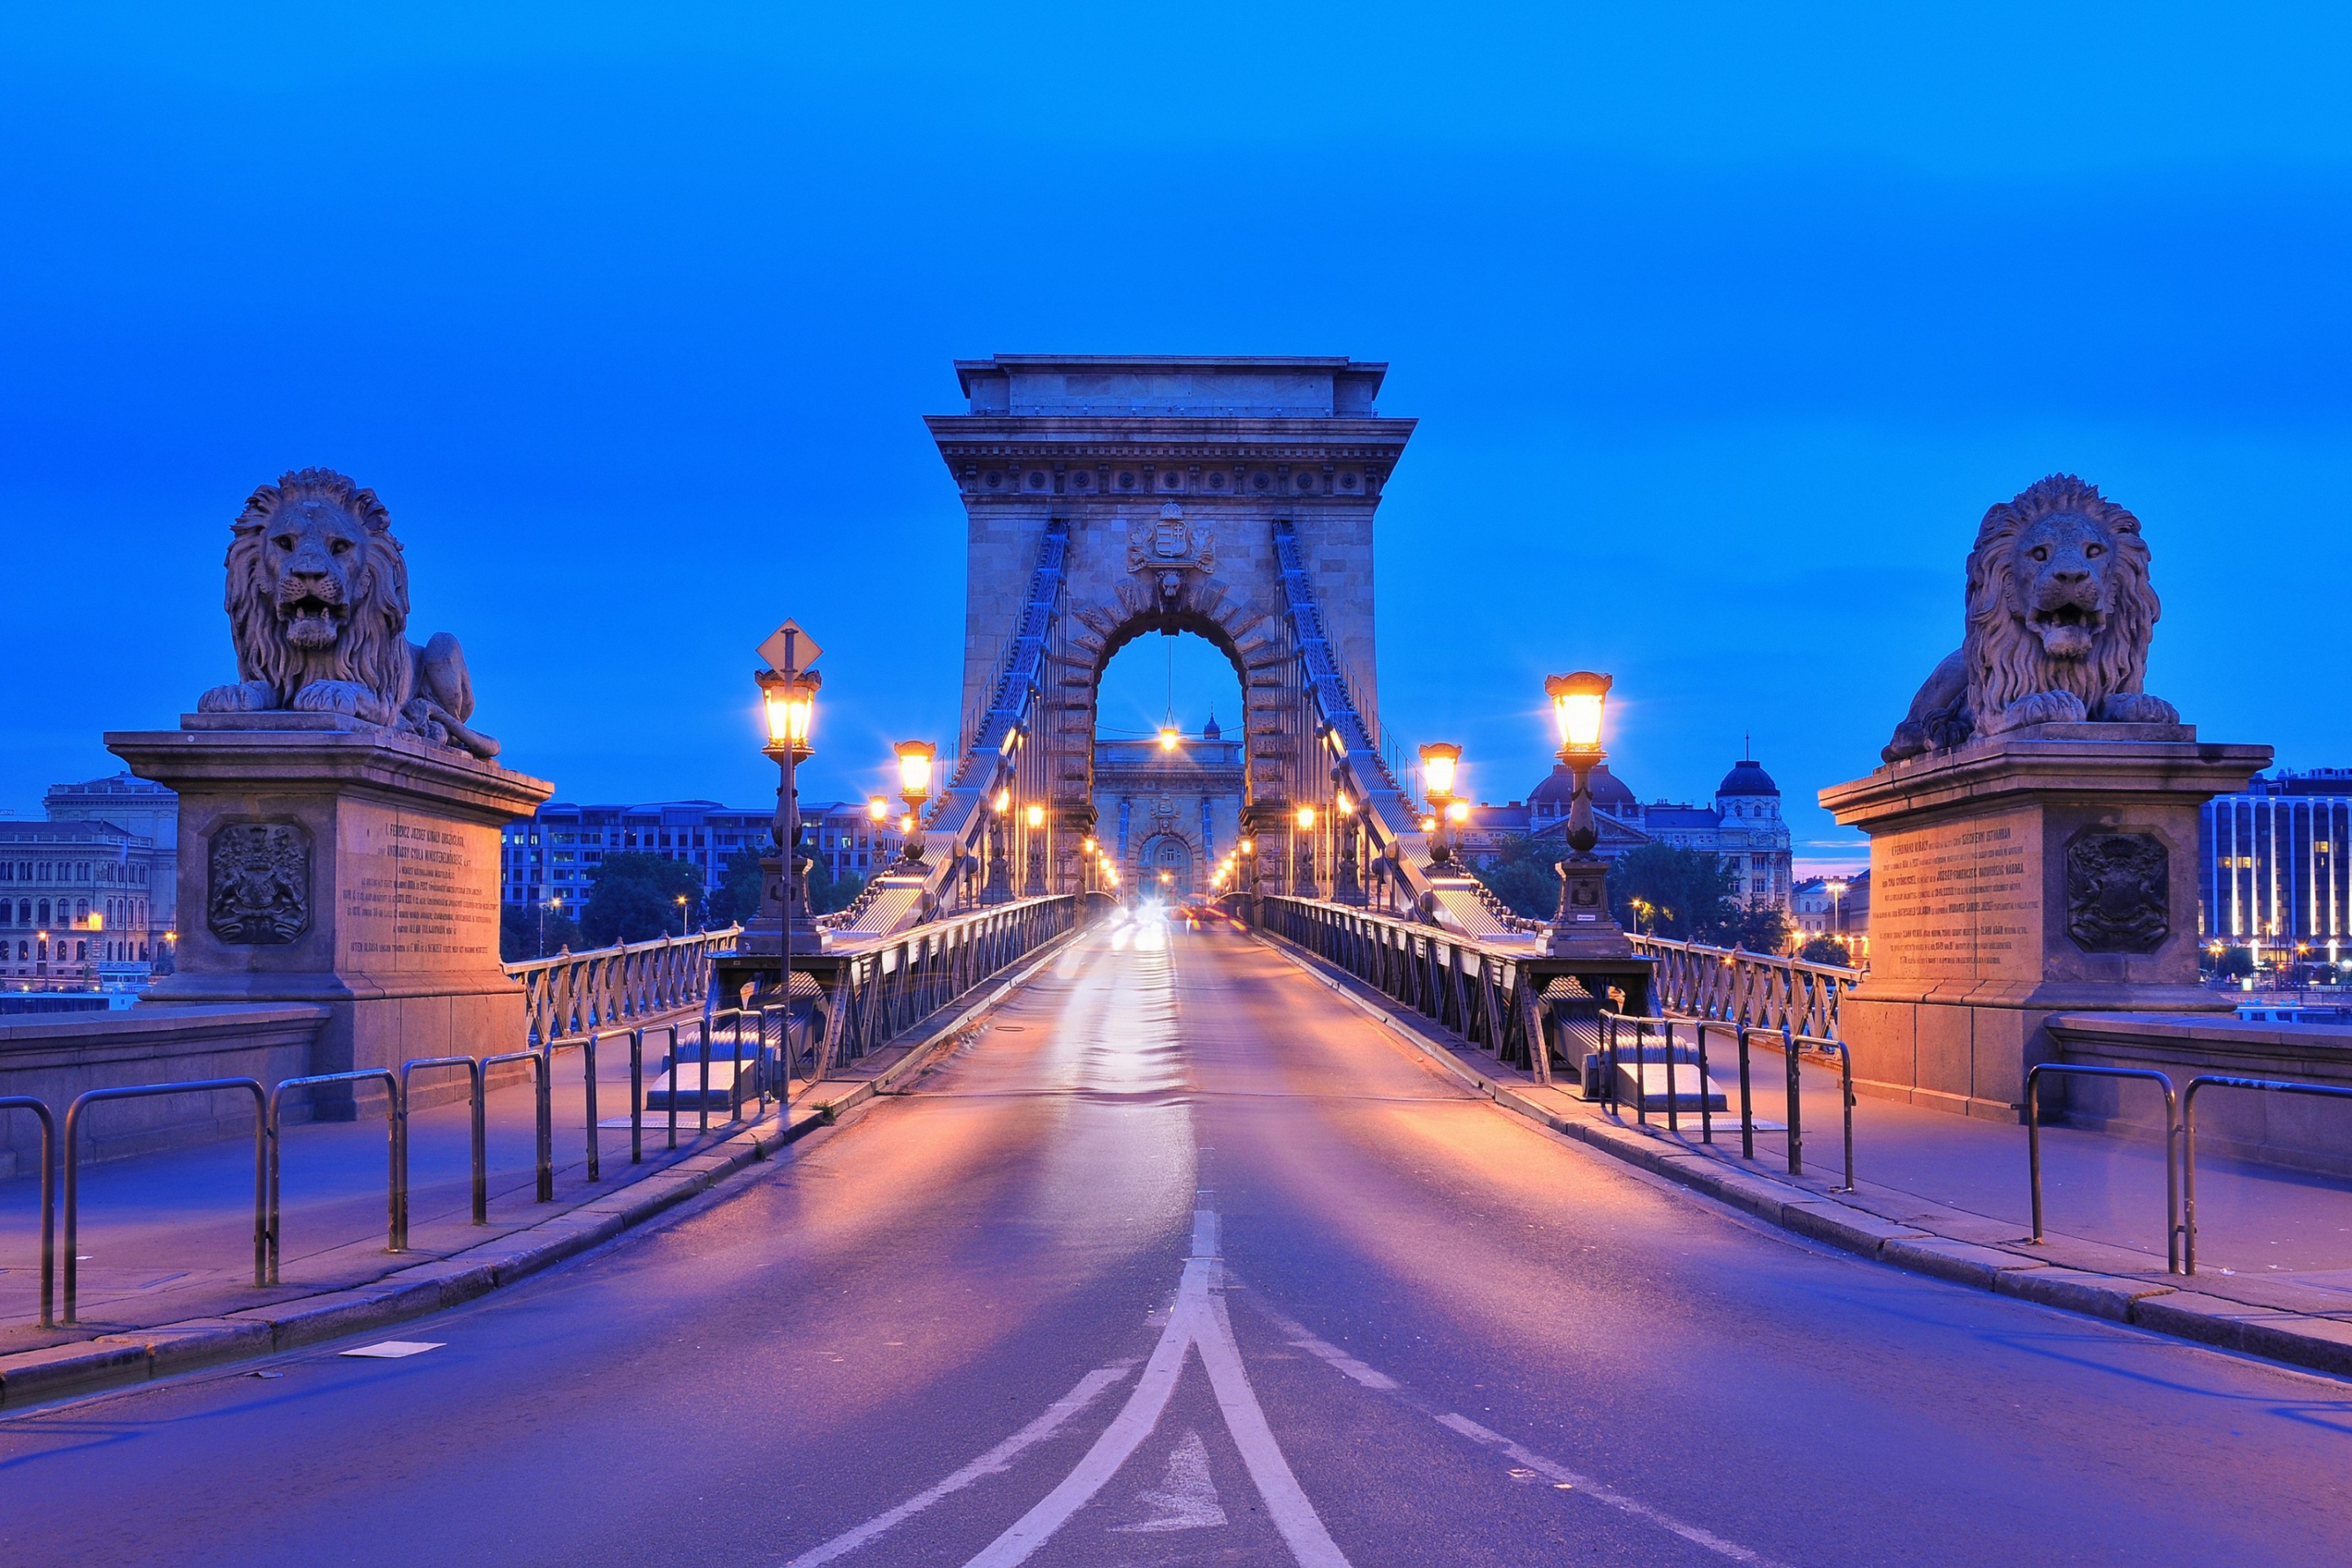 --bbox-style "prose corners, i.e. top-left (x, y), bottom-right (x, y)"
top-left (1793, 871), bottom-right (1872, 963)
top-left (2200, 768), bottom-right (2352, 964)
top-left (501, 799), bottom-right (903, 918)
top-left (39, 772), bottom-right (180, 958)
top-left (1452, 751), bottom-right (1794, 911)
top-left (1, 818), bottom-right (165, 989)
top-left (1092, 715), bottom-right (1247, 898)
